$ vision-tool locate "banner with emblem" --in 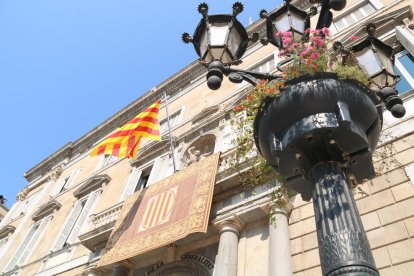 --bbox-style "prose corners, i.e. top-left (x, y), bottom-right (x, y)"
top-left (98, 153), bottom-right (220, 267)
